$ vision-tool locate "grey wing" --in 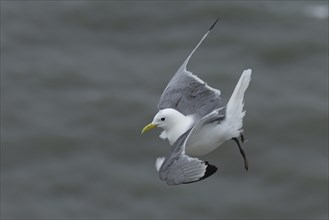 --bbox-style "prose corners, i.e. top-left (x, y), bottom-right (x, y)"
top-left (158, 128), bottom-right (217, 185)
top-left (190, 107), bottom-right (226, 132)
top-left (158, 19), bottom-right (221, 119)
top-left (159, 154), bottom-right (218, 185)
